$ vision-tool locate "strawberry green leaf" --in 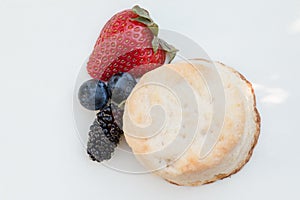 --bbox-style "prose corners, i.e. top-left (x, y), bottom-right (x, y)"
top-left (130, 16), bottom-right (152, 26)
top-left (131, 5), bottom-right (159, 37)
top-left (132, 5), bottom-right (152, 21)
top-left (167, 51), bottom-right (177, 63)
top-left (159, 39), bottom-right (179, 63)
top-left (130, 17), bottom-right (159, 37)
top-left (132, 5), bottom-right (178, 62)
top-left (148, 23), bottom-right (159, 37)
top-left (152, 37), bottom-right (160, 53)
